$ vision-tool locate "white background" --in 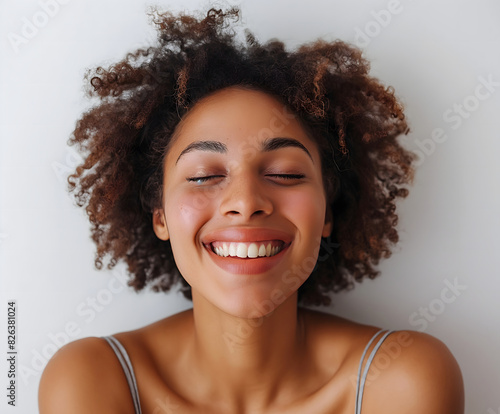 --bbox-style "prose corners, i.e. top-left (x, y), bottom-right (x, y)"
top-left (1, 0), bottom-right (499, 413)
